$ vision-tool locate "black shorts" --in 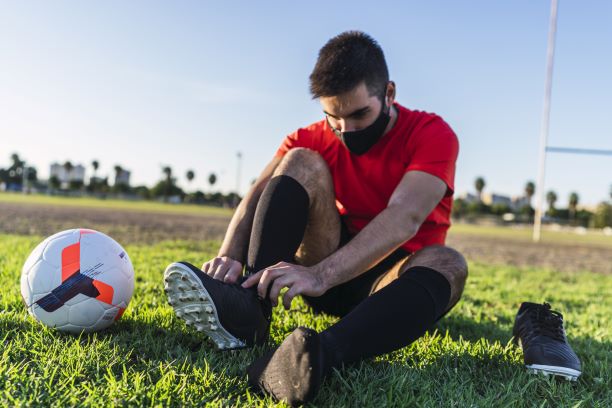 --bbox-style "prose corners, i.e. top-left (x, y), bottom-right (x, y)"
top-left (302, 218), bottom-right (411, 318)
